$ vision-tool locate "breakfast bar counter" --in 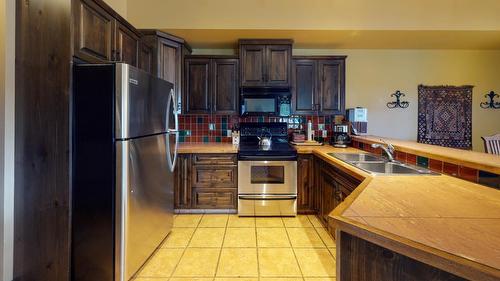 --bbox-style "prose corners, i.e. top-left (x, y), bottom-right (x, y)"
top-left (293, 144), bottom-right (500, 281)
